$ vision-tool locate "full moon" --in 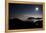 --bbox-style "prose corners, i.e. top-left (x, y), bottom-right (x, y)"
top-left (35, 7), bottom-right (39, 11)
